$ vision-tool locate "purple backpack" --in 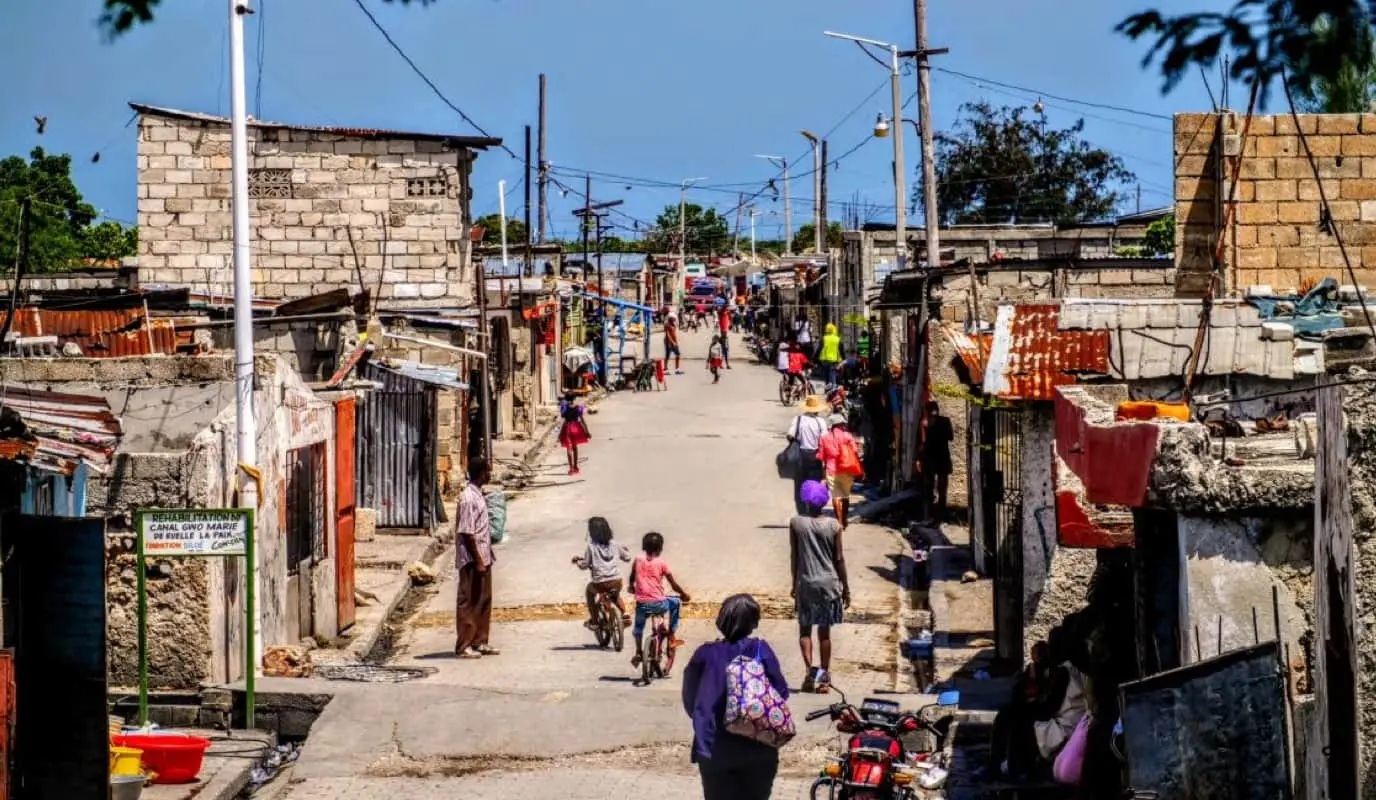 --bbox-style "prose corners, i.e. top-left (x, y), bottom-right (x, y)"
top-left (724, 642), bottom-right (796, 748)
